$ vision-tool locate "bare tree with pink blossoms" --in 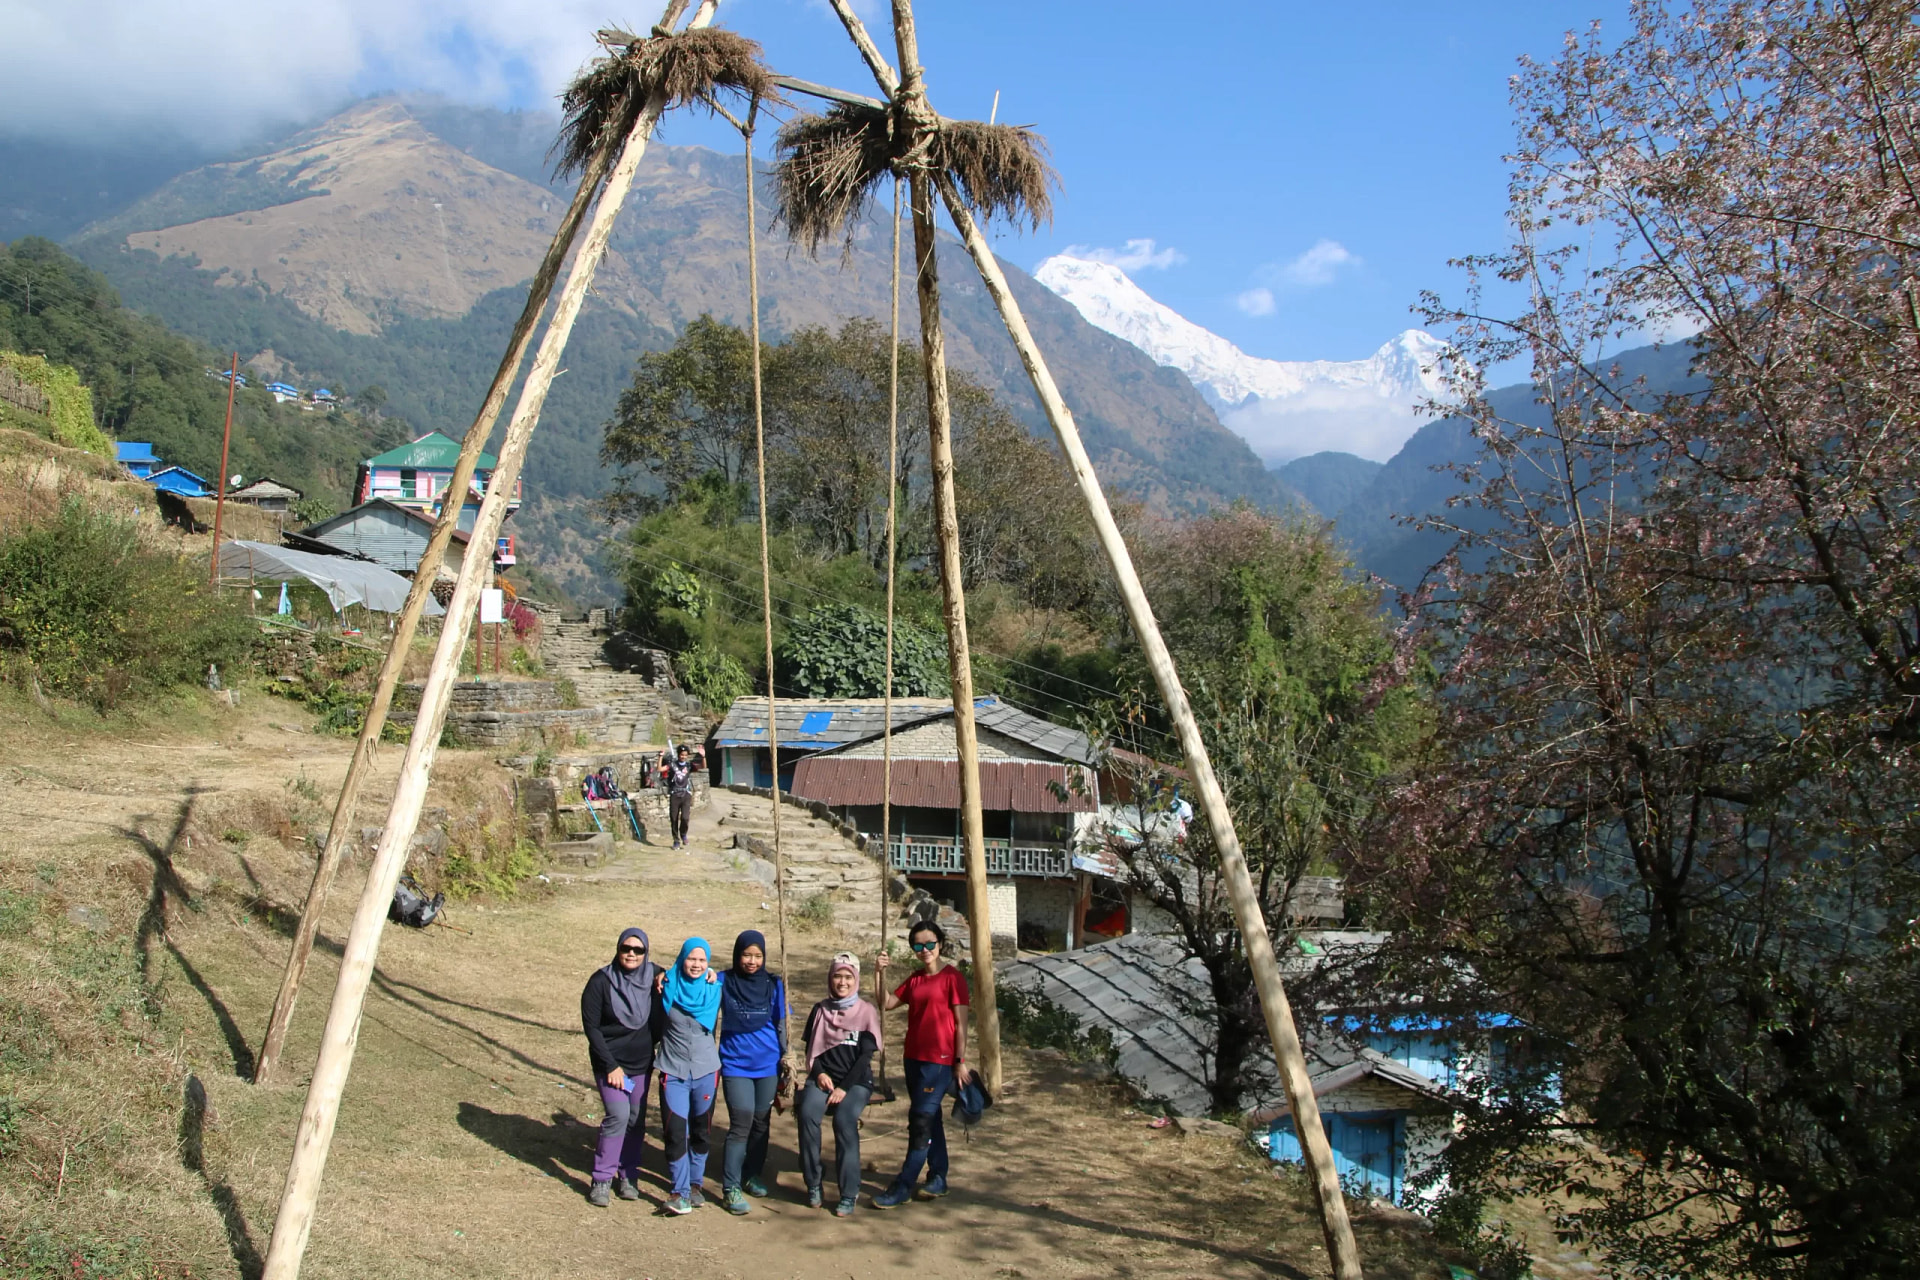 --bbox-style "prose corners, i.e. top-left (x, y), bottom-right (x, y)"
top-left (1352, 3), bottom-right (1920, 1277)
